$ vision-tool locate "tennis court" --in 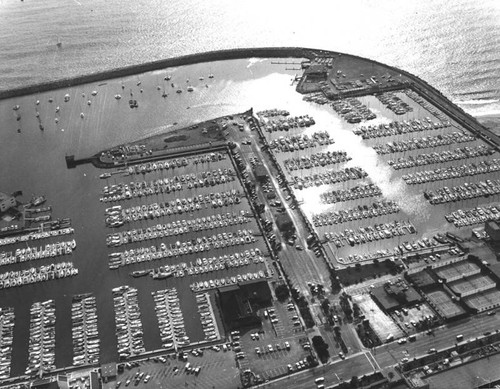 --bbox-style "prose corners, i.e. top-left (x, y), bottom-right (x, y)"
top-left (426, 289), bottom-right (465, 319)
top-left (464, 289), bottom-right (500, 311)
top-left (435, 261), bottom-right (481, 281)
top-left (448, 274), bottom-right (496, 296)
top-left (434, 260), bottom-right (480, 282)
